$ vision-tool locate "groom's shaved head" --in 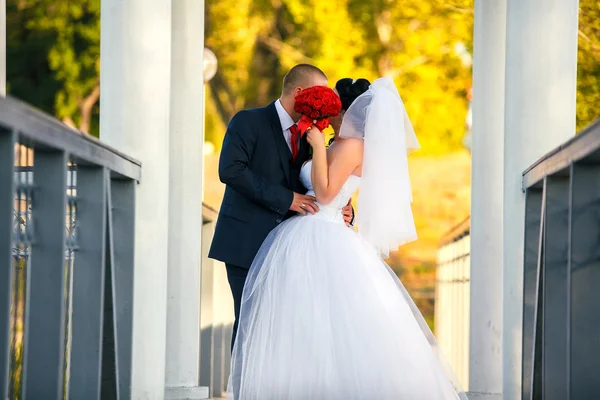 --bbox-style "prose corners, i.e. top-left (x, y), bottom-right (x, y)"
top-left (282, 64), bottom-right (328, 95)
